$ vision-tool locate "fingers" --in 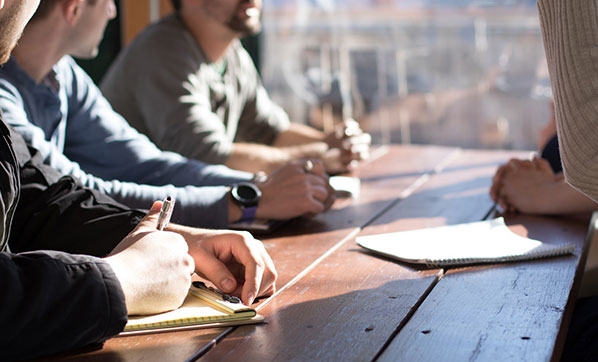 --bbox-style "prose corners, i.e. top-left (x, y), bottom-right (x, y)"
top-left (489, 180), bottom-right (500, 202)
top-left (343, 118), bottom-right (361, 135)
top-left (109, 200), bottom-right (181, 256)
top-left (490, 163), bottom-right (517, 212)
top-left (193, 233), bottom-right (277, 305)
top-left (303, 159), bottom-right (315, 174)
top-left (298, 159), bottom-right (335, 210)
top-left (259, 161), bottom-right (335, 219)
top-left (532, 155), bottom-right (554, 174)
top-left (514, 158), bottom-right (534, 169)
top-left (239, 244), bottom-right (277, 305)
top-left (343, 132), bottom-right (371, 150)
top-left (108, 215), bottom-right (195, 314)
top-left (335, 118), bottom-right (361, 139)
top-left (505, 159), bottom-right (520, 171)
top-left (502, 158), bottom-right (533, 174)
top-left (194, 250), bottom-right (239, 296)
top-left (136, 200), bottom-right (190, 254)
top-left (332, 119), bottom-right (371, 162)
top-left (340, 127), bottom-right (371, 166)
top-left (497, 192), bottom-right (512, 213)
top-left (184, 253), bottom-right (196, 277)
top-left (302, 188), bottom-right (336, 218)
top-left (490, 164), bottom-right (508, 201)
top-left (491, 156), bottom-right (550, 215)
top-left (134, 200), bottom-right (163, 233)
top-left (302, 170), bottom-right (335, 213)
top-left (495, 183), bottom-right (517, 214)
top-left (340, 139), bottom-right (371, 166)
top-left (301, 158), bottom-right (326, 177)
